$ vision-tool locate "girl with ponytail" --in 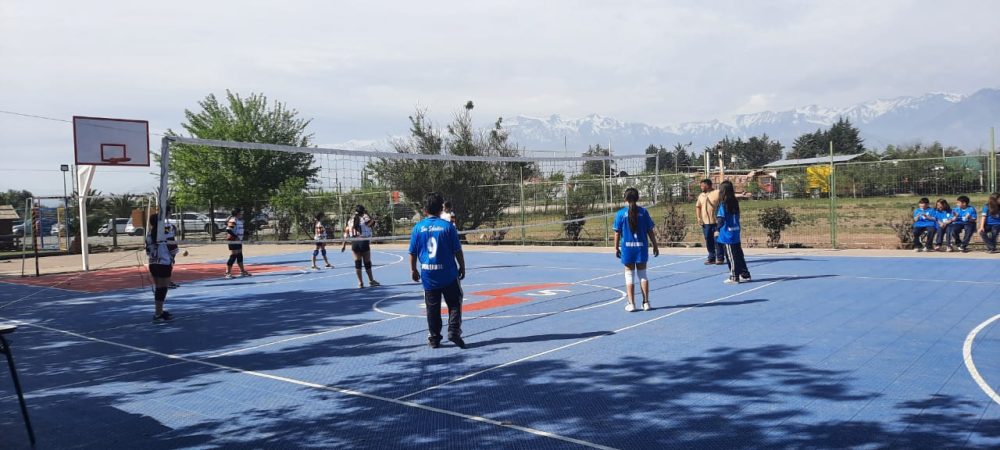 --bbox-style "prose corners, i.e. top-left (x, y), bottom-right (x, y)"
top-left (613, 187), bottom-right (659, 312)
top-left (715, 181), bottom-right (751, 284)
